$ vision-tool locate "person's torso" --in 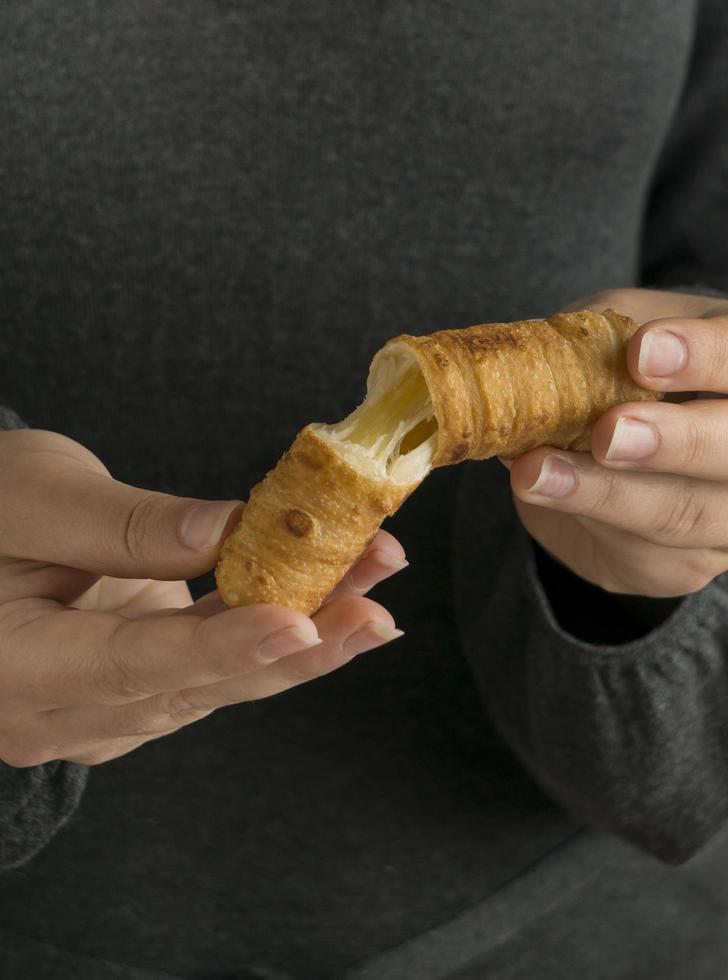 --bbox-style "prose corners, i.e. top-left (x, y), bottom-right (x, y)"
top-left (0, 2), bottom-right (706, 978)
